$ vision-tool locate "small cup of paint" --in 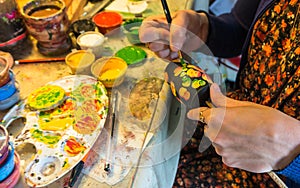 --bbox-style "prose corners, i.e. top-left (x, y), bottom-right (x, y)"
top-left (76, 31), bottom-right (106, 58)
top-left (0, 142), bottom-right (15, 182)
top-left (92, 11), bottom-right (123, 35)
top-left (65, 50), bottom-right (95, 75)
